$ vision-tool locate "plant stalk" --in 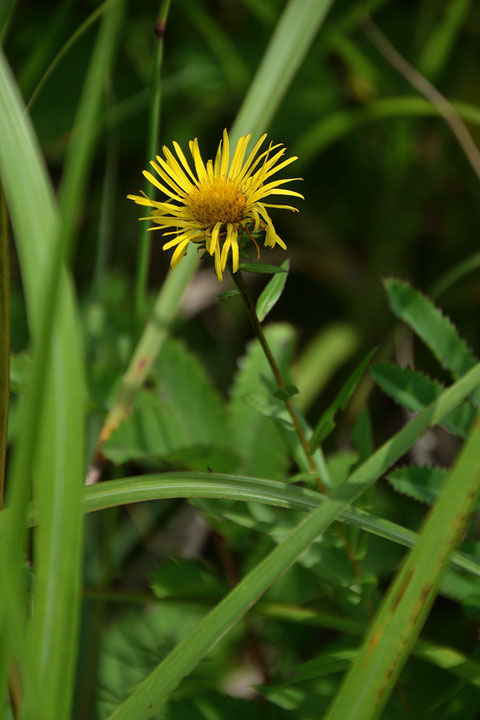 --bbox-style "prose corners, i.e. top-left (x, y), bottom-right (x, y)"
top-left (134, 0), bottom-right (172, 319)
top-left (231, 268), bottom-right (368, 595)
